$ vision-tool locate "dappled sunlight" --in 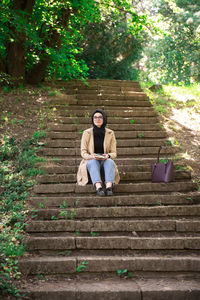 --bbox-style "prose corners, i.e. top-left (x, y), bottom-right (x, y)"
top-left (171, 107), bottom-right (200, 132)
top-left (164, 84), bottom-right (200, 104)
